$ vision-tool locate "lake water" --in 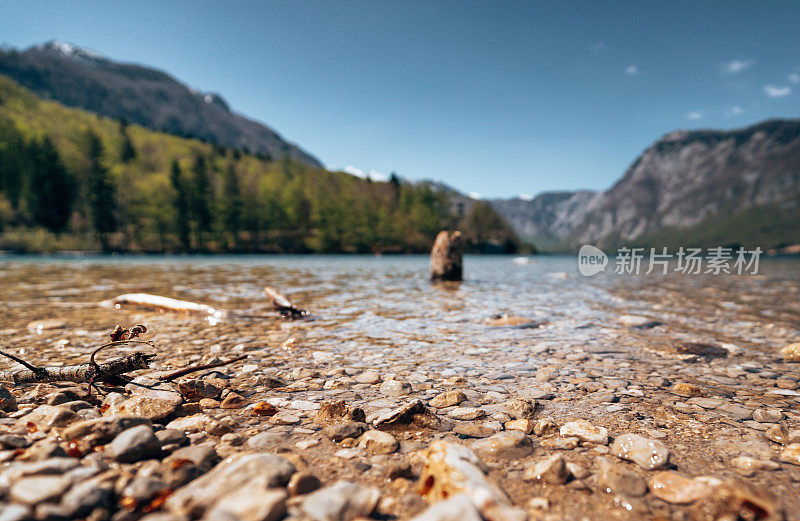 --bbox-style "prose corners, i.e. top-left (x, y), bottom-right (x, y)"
top-left (1, 254), bottom-right (798, 375)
